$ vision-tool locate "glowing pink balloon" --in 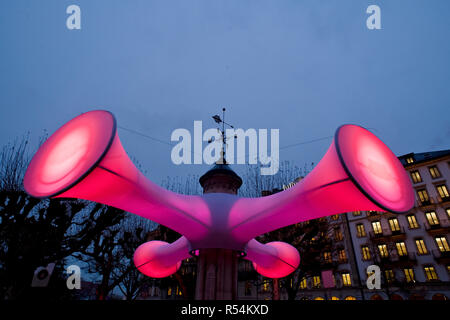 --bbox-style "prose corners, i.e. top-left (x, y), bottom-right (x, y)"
top-left (245, 240), bottom-right (300, 279)
top-left (24, 110), bottom-right (414, 279)
top-left (134, 237), bottom-right (191, 278)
